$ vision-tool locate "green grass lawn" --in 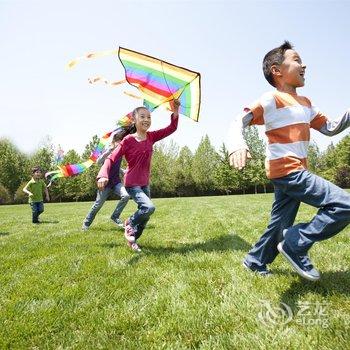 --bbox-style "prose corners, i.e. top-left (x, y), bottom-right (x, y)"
top-left (0, 194), bottom-right (349, 349)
